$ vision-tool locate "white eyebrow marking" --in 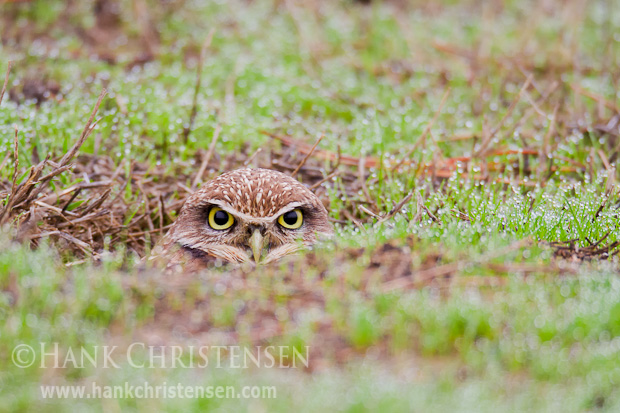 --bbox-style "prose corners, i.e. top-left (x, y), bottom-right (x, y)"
top-left (201, 199), bottom-right (305, 223)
